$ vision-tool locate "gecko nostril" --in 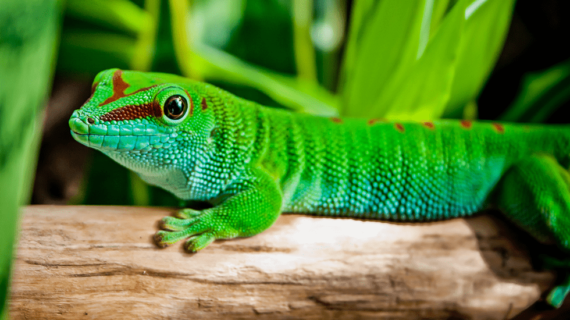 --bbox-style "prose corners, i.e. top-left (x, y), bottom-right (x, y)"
top-left (87, 117), bottom-right (95, 124)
